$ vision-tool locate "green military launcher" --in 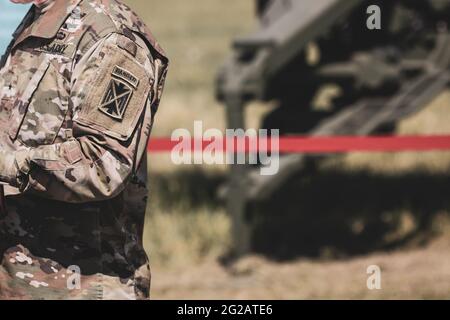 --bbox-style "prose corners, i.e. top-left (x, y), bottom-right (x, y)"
top-left (216, 0), bottom-right (450, 258)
